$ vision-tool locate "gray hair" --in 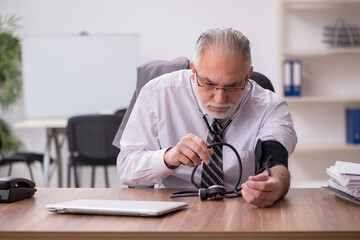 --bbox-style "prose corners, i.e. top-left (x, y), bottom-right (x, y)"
top-left (193, 28), bottom-right (252, 70)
